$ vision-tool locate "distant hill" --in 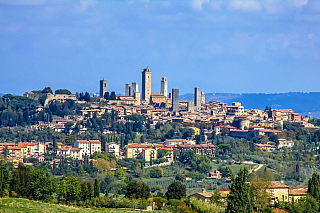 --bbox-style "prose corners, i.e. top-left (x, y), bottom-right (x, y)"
top-left (180, 92), bottom-right (320, 117)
